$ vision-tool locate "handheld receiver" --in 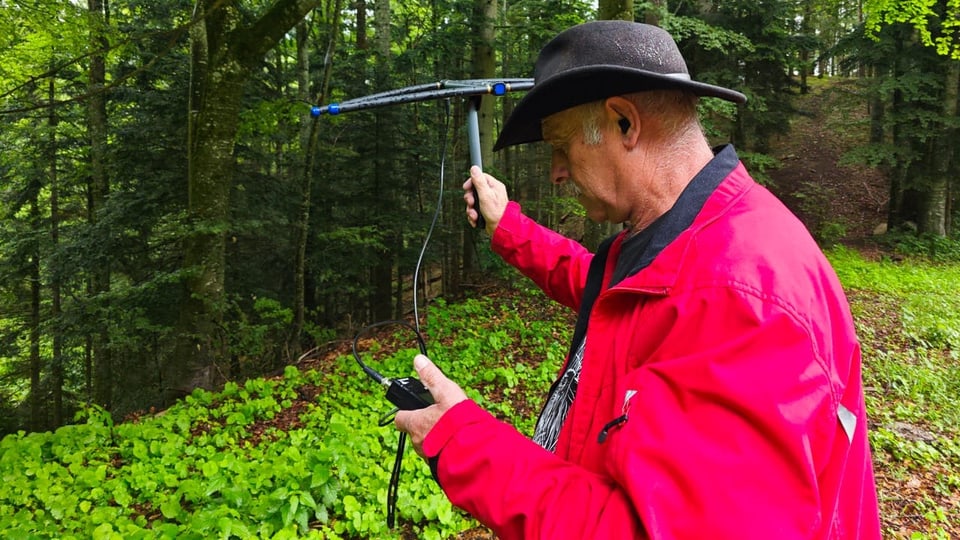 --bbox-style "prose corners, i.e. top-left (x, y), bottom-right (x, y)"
top-left (351, 308), bottom-right (434, 414)
top-left (384, 377), bottom-right (434, 410)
